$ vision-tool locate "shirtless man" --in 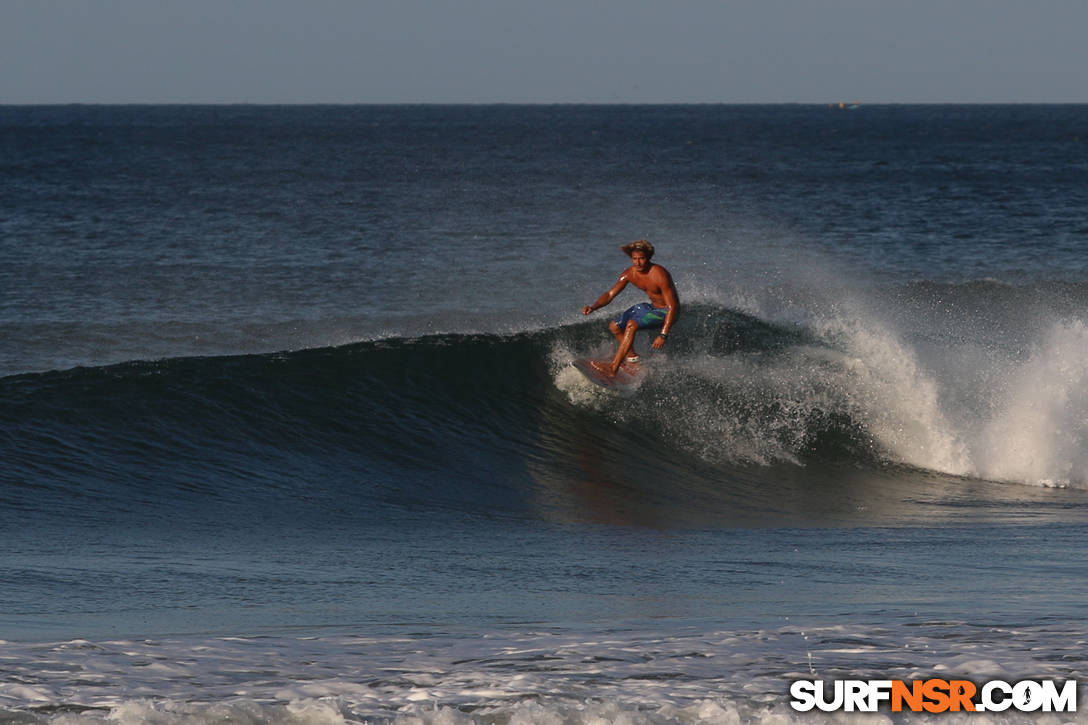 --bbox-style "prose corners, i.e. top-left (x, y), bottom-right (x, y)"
top-left (582, 240), bottom-right (679, 376)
